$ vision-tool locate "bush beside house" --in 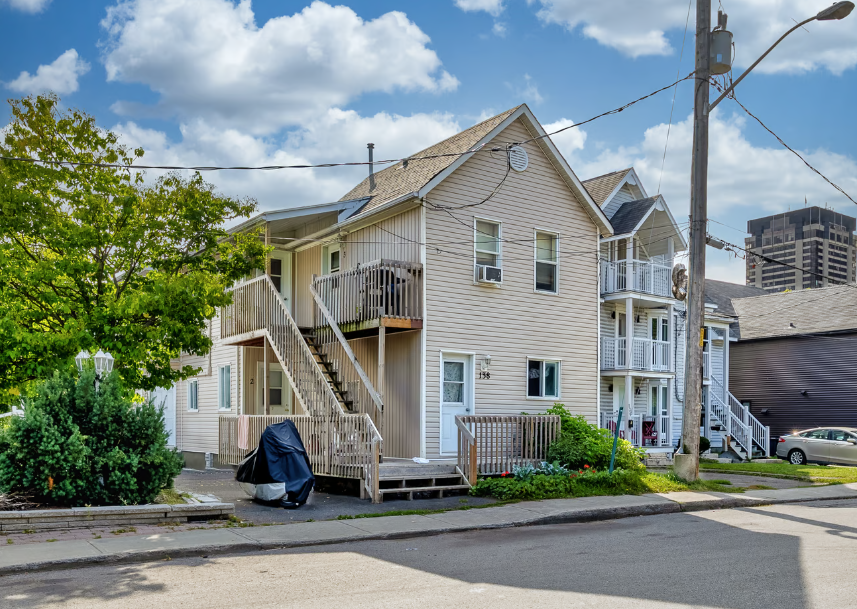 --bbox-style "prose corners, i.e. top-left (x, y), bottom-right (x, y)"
top-left (0, 368), bottom-right (183, 507)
